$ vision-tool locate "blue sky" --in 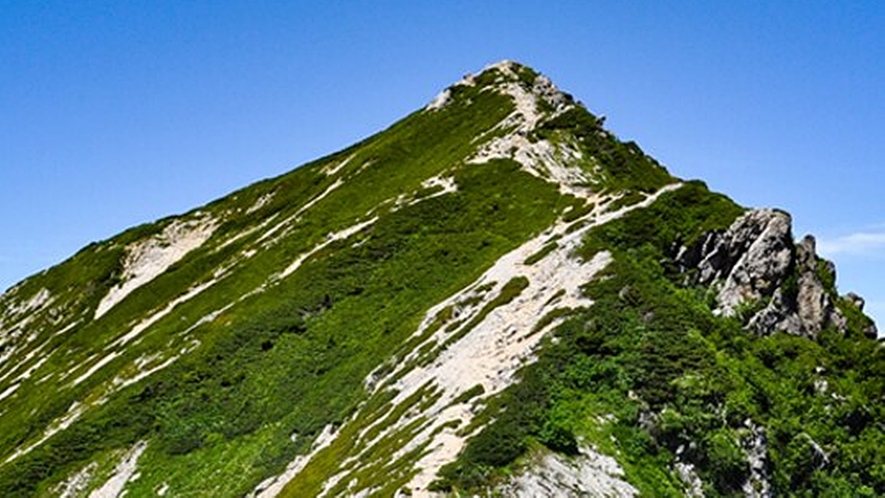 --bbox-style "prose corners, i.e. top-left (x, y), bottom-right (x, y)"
top-left (2, 1), bottom-right (883, 328)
